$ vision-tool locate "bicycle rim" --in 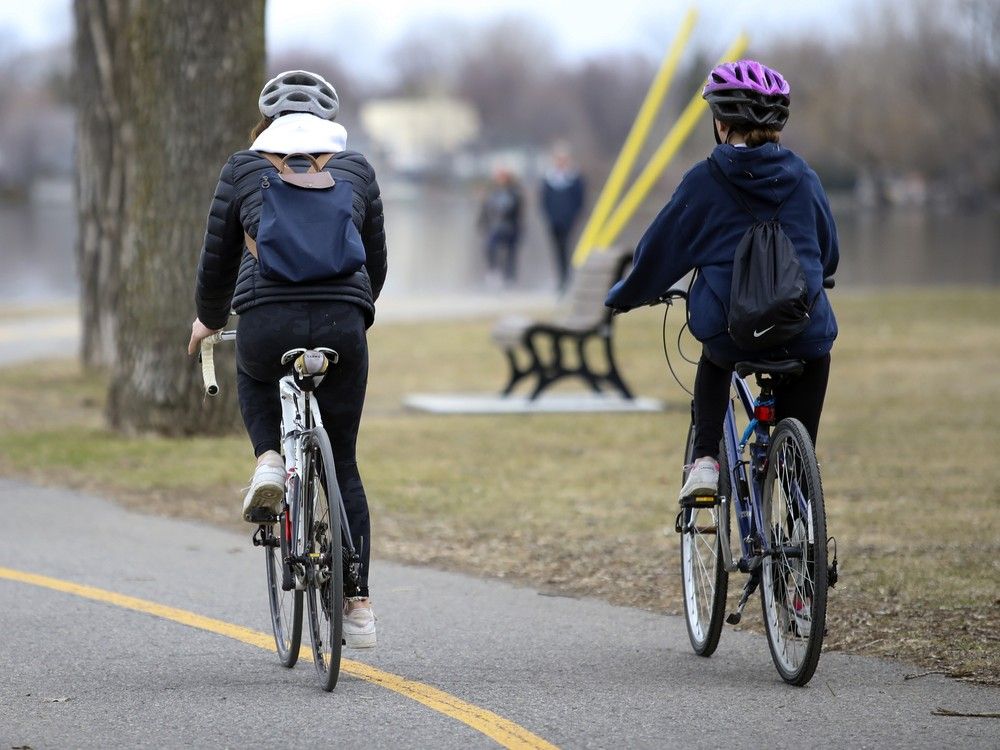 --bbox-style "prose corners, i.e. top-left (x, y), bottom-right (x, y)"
top-left (303, 429), bottom-right (344, 692)
top-left (759, 418), bottom-right (828, 685)
top-left (265, 511), bottom-right (302, 667)
top-left (679, 420), bottom-right (729, 656)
